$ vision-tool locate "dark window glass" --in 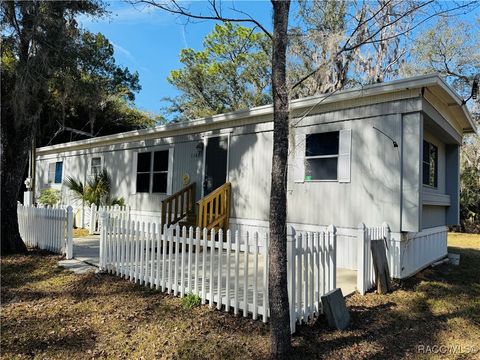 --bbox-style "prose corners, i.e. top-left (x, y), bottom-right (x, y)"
top-left (152, 173), bottom-right (168, 193)
top-left (422, 140), bottom-right (438, 187)
top-left (136, 173), bottom-right (150, 193)
top-left (422, 162), bottom-right (430, 185)
top-left (55, 162), bottom-right (63, 183)
top-left (137, 152), bottom-right (151, 172)
top-left (153, 151), bottom-right (168, 171)
top-left (305, 158), bottom-right (338, 180)
top-left (423, 141), bottom-right (429, 163)
top-left (306, 132), bottom-right (339, 156)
